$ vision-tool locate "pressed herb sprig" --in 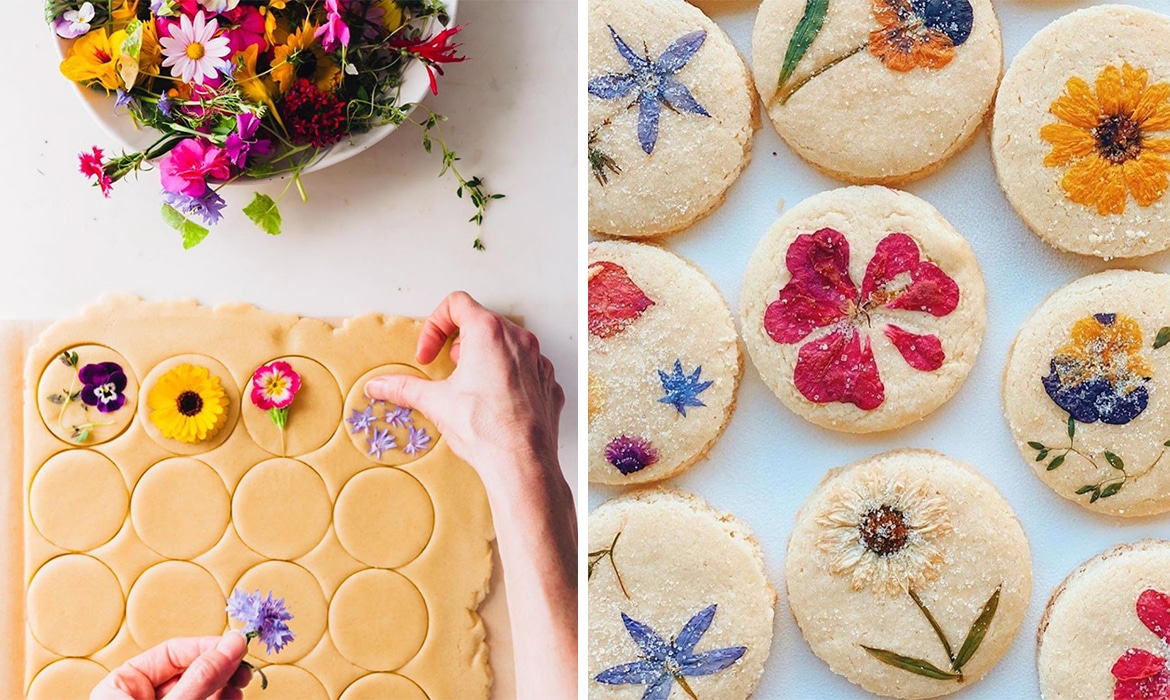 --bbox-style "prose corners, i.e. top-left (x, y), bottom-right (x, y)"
top-left (588, 128), bottom-right (620, 186)
top-left (587, 531), bottom-right (629, 599)
top-left (46, 350), bottom-right (123, 443)
top-left (1155, 326), bottom-right (1170, 350)
top-left (1029, 415), bottom-right (1170, 503)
